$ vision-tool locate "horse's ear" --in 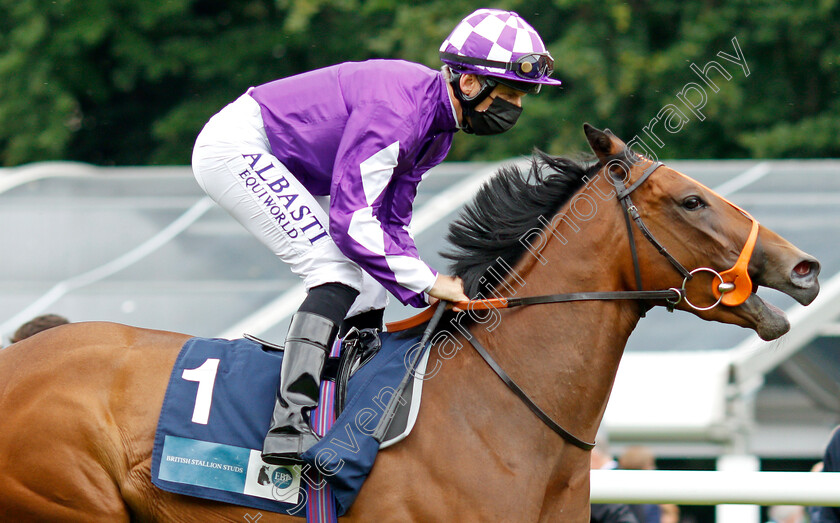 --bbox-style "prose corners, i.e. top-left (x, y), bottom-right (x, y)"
top-left (583, 123), bottom-right (627, 164)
